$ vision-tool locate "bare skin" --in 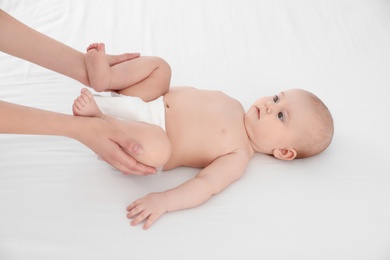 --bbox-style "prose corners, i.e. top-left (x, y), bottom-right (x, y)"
top-left (73, 86), bottom-right (253, 230)
top-left (73, 87), bottom-right (253, 170)
top-left (0, 9), bottom-right (156, 175)
top-left (1, 10), bottom-right (331, 230)
top-left (85, 42), bottom-right (171, 101)
top-left (76, 43), bottom-right (332, 230)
